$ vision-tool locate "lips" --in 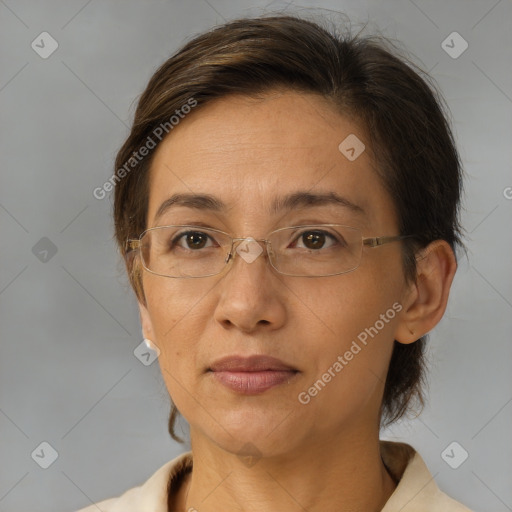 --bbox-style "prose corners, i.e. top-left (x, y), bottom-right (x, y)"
top-left (208, 355), bottom-right (299, 394)
top-left (209, 355), bottom-right (297, 372)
